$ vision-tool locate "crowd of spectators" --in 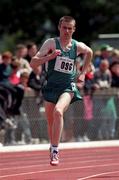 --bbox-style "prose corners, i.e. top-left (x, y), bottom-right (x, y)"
top-left (0, 42), bottom-right (119, 146)
top-left (75, 44), bottom-right (119, 142)
top-left (0, 42), bottom-right (42, 146)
